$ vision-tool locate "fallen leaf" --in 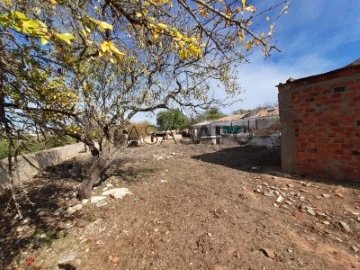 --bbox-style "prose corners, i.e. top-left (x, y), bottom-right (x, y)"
top-left (109, 256), bottom-right (120, 264)
top-left (27, 257), bottom-right (35, 265)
